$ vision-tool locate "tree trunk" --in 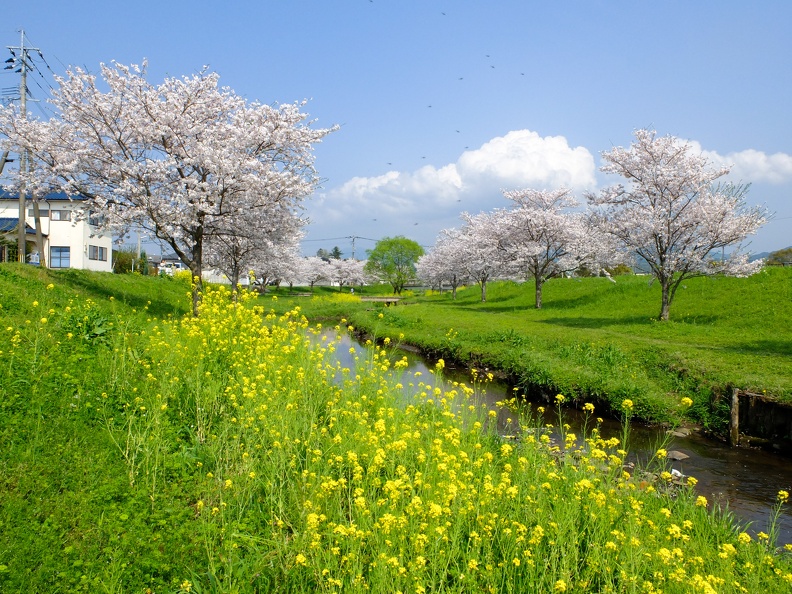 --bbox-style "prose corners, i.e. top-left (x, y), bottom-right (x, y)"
top-left (32, 196), bottom-right (46, 268)
top-left (229, 269), bottom-right (240, 300)
top-left (535, 278), bottom-right (543, 309)
top-left (189, 222), bottom-right (204, 316)
top-left (659, 280), bottom-right (671, 321)
top-left (188, 255), bottom-right (202, 316)
top-left (190, 263), bottom-right (203, 316)
top-left (480, 280), bottom-right (487, 302)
